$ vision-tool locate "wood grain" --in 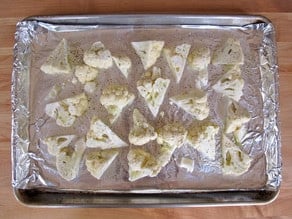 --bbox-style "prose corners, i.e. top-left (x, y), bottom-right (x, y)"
top-left (1, 0), bottom-right (292, 218)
